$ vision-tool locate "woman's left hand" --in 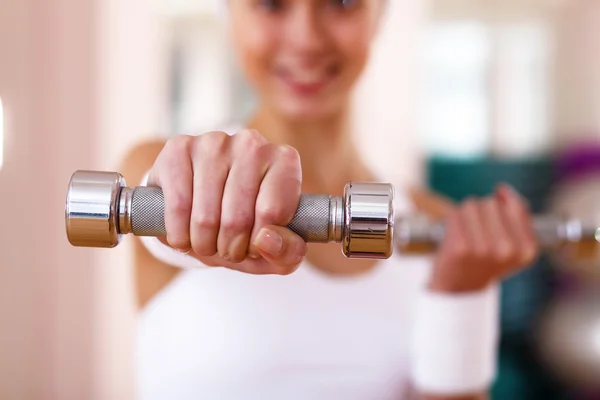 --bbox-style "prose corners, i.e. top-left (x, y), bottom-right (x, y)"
top-left (415, 184), bottom-right (540, 293)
